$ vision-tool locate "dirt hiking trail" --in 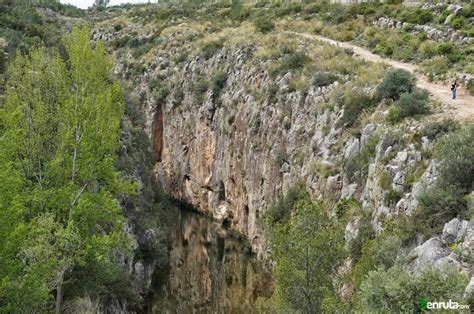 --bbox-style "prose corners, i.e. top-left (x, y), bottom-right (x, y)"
top-left (288, 31), bottom-right (474, 120)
